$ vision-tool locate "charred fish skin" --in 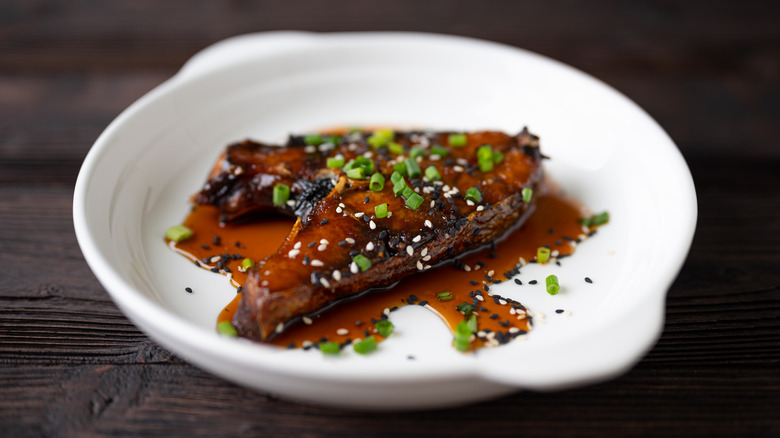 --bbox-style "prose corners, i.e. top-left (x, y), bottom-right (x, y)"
top-left (195, 128), bottom-right (543, 341)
